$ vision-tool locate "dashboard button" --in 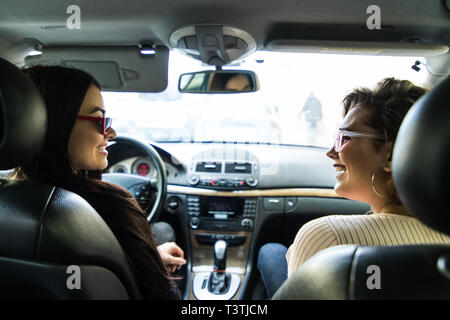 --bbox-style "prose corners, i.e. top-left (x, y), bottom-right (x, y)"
top-left (167, 197), bottom-right (180, 210)
top-left (246, 177), bottom-right (258, 187)
top-left (263, 197), bottom-right (284, 211)
top-left (189, 217), bottom-right (200, 229)
top-left (241, 218), bottom-right (253, 230)
top-left (285, 197), bottom-right (297, 211)
top-left (189, 175), bottom-right (200, 185)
